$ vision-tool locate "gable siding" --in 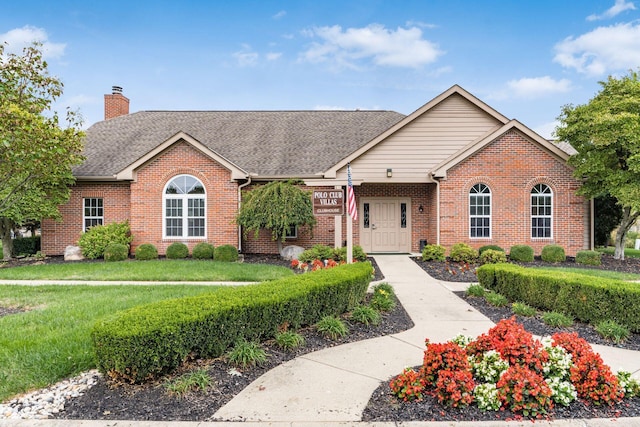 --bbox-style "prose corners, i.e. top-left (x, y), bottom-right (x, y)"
top-left (439, 130), bottom-right (588, 256)
top-left (346, 94), bottom-right (503, 182)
